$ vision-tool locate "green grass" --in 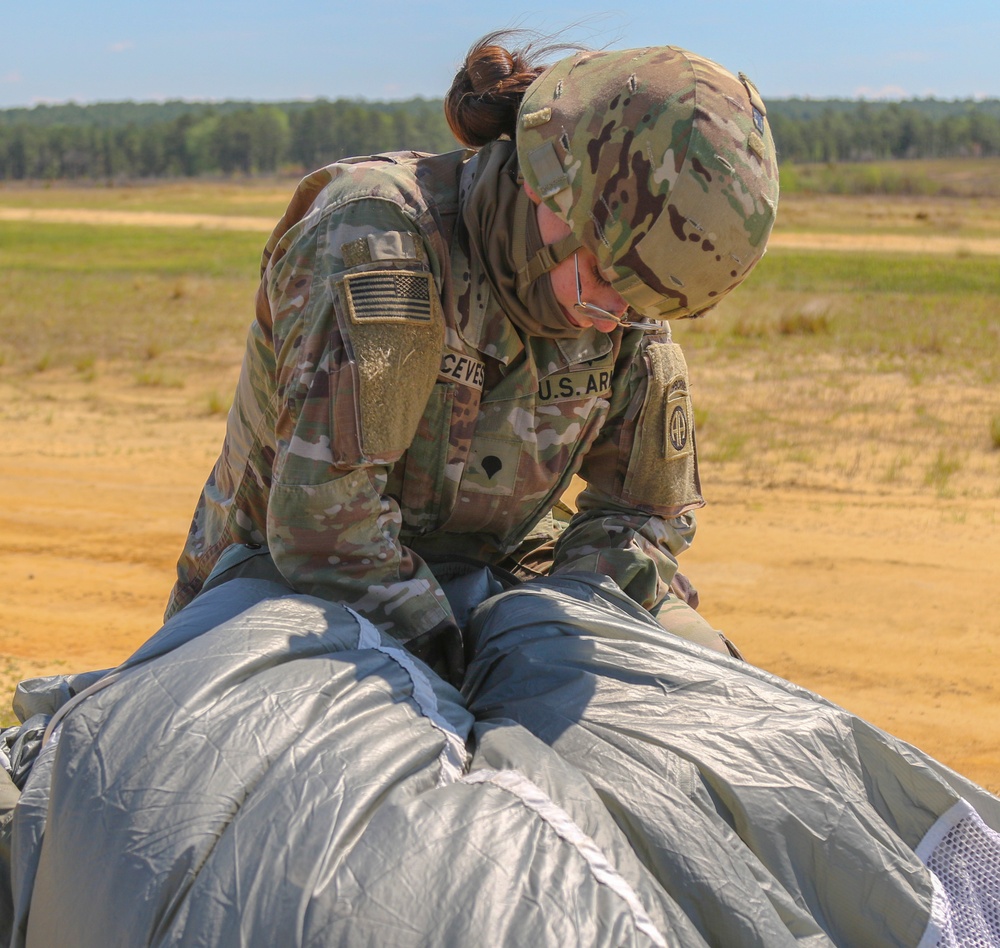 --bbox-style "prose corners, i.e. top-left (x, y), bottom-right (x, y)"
top-left (780, 158), bottom-right (1000, 198)
top-left (3, 230), bottom-right (993, 393)
top-left (924, 449), bottom-right (962, 493)
top-left (0, 221), bottom-right (263, 276)
top-left (206, 389), bottom-right (233, 415)
top-left (134, 368), bottom-right (184, 388)
top-left (0, 222), bottom-right (258, 367)
top-left (0, 177), bottom-right (294, 218)
top-left (781, 162), bottom-right (942, 197)
top-left (1, 181), bottom-right (995, 505)
top-left (703, 432), bottom-right (748, 463)
top-left (755, 249), bottom-right (1000, 296)
top-left (73, 354), bottom-right (97, 381)
top-left (682, 250), bottom-right (1000, 384)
